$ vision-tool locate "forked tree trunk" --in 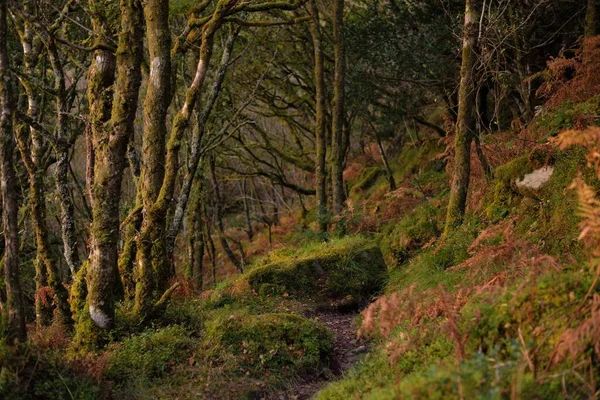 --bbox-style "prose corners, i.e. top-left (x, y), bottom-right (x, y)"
top-left (444, 0), bottom-right (478, 236)
top-left (0, 0), bottom-right (26, 341)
